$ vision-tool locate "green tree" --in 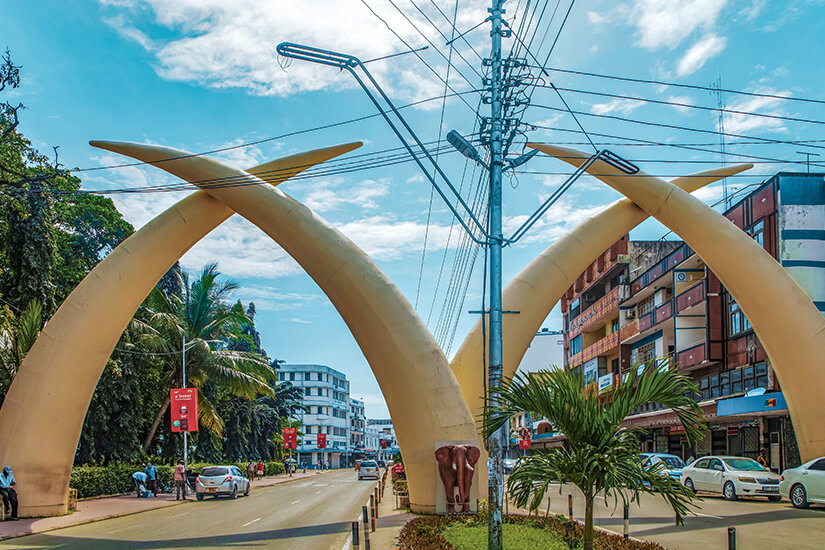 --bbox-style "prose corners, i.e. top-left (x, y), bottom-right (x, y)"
top-left (140, 262), bottom-right (275, 452)
top-left (0, 299), bottom-right (42, 405)
top-left (485, 362), bottom-right (706, 550)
